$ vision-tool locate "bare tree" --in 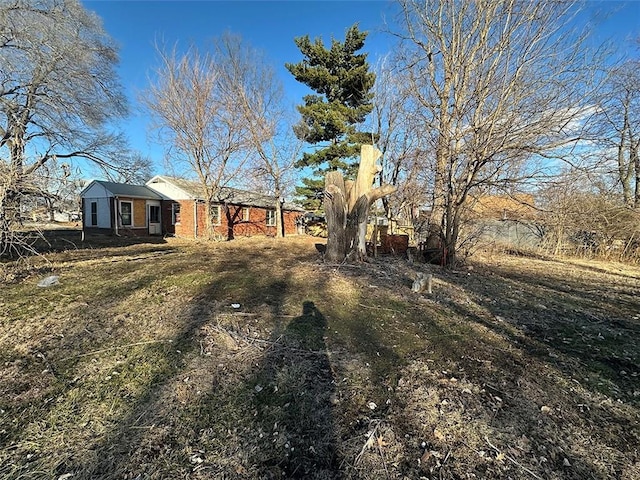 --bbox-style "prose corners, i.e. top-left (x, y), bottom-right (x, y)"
top-left (369, 60), bottom-right (431, 238)
top-left (0, 0), bottom-right (128, 256)
top-left (395, 0), bottom-right (599, 265)
top-left (32, 160), bottom-right (75, 222)
top-left (222, 34), bottom-right (302, 238)
top-left (592, 58), bottom-right (640, 208)
top-left (110, 152), bottom-right (154, 185)
top-left (142, 37), bottom-right (254, 239)
top-left (537, 169), bottom-right (640, 260)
